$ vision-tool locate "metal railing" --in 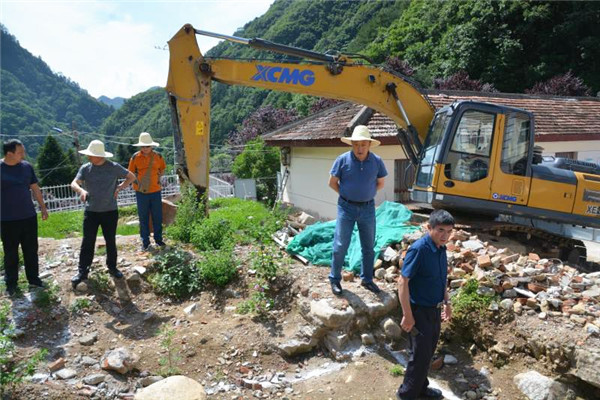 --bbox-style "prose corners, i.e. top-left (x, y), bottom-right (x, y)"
top-left (38, 174), bottom-right (233, 213)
